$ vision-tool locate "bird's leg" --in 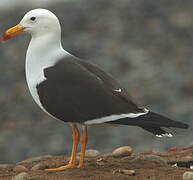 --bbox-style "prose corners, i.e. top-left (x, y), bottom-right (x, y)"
top-left (78, 126), bottom-right (88, 168)
top-left (67, 125), bottom-right (80, 167)
top-left (45, 124), bottom-right (80, 171)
